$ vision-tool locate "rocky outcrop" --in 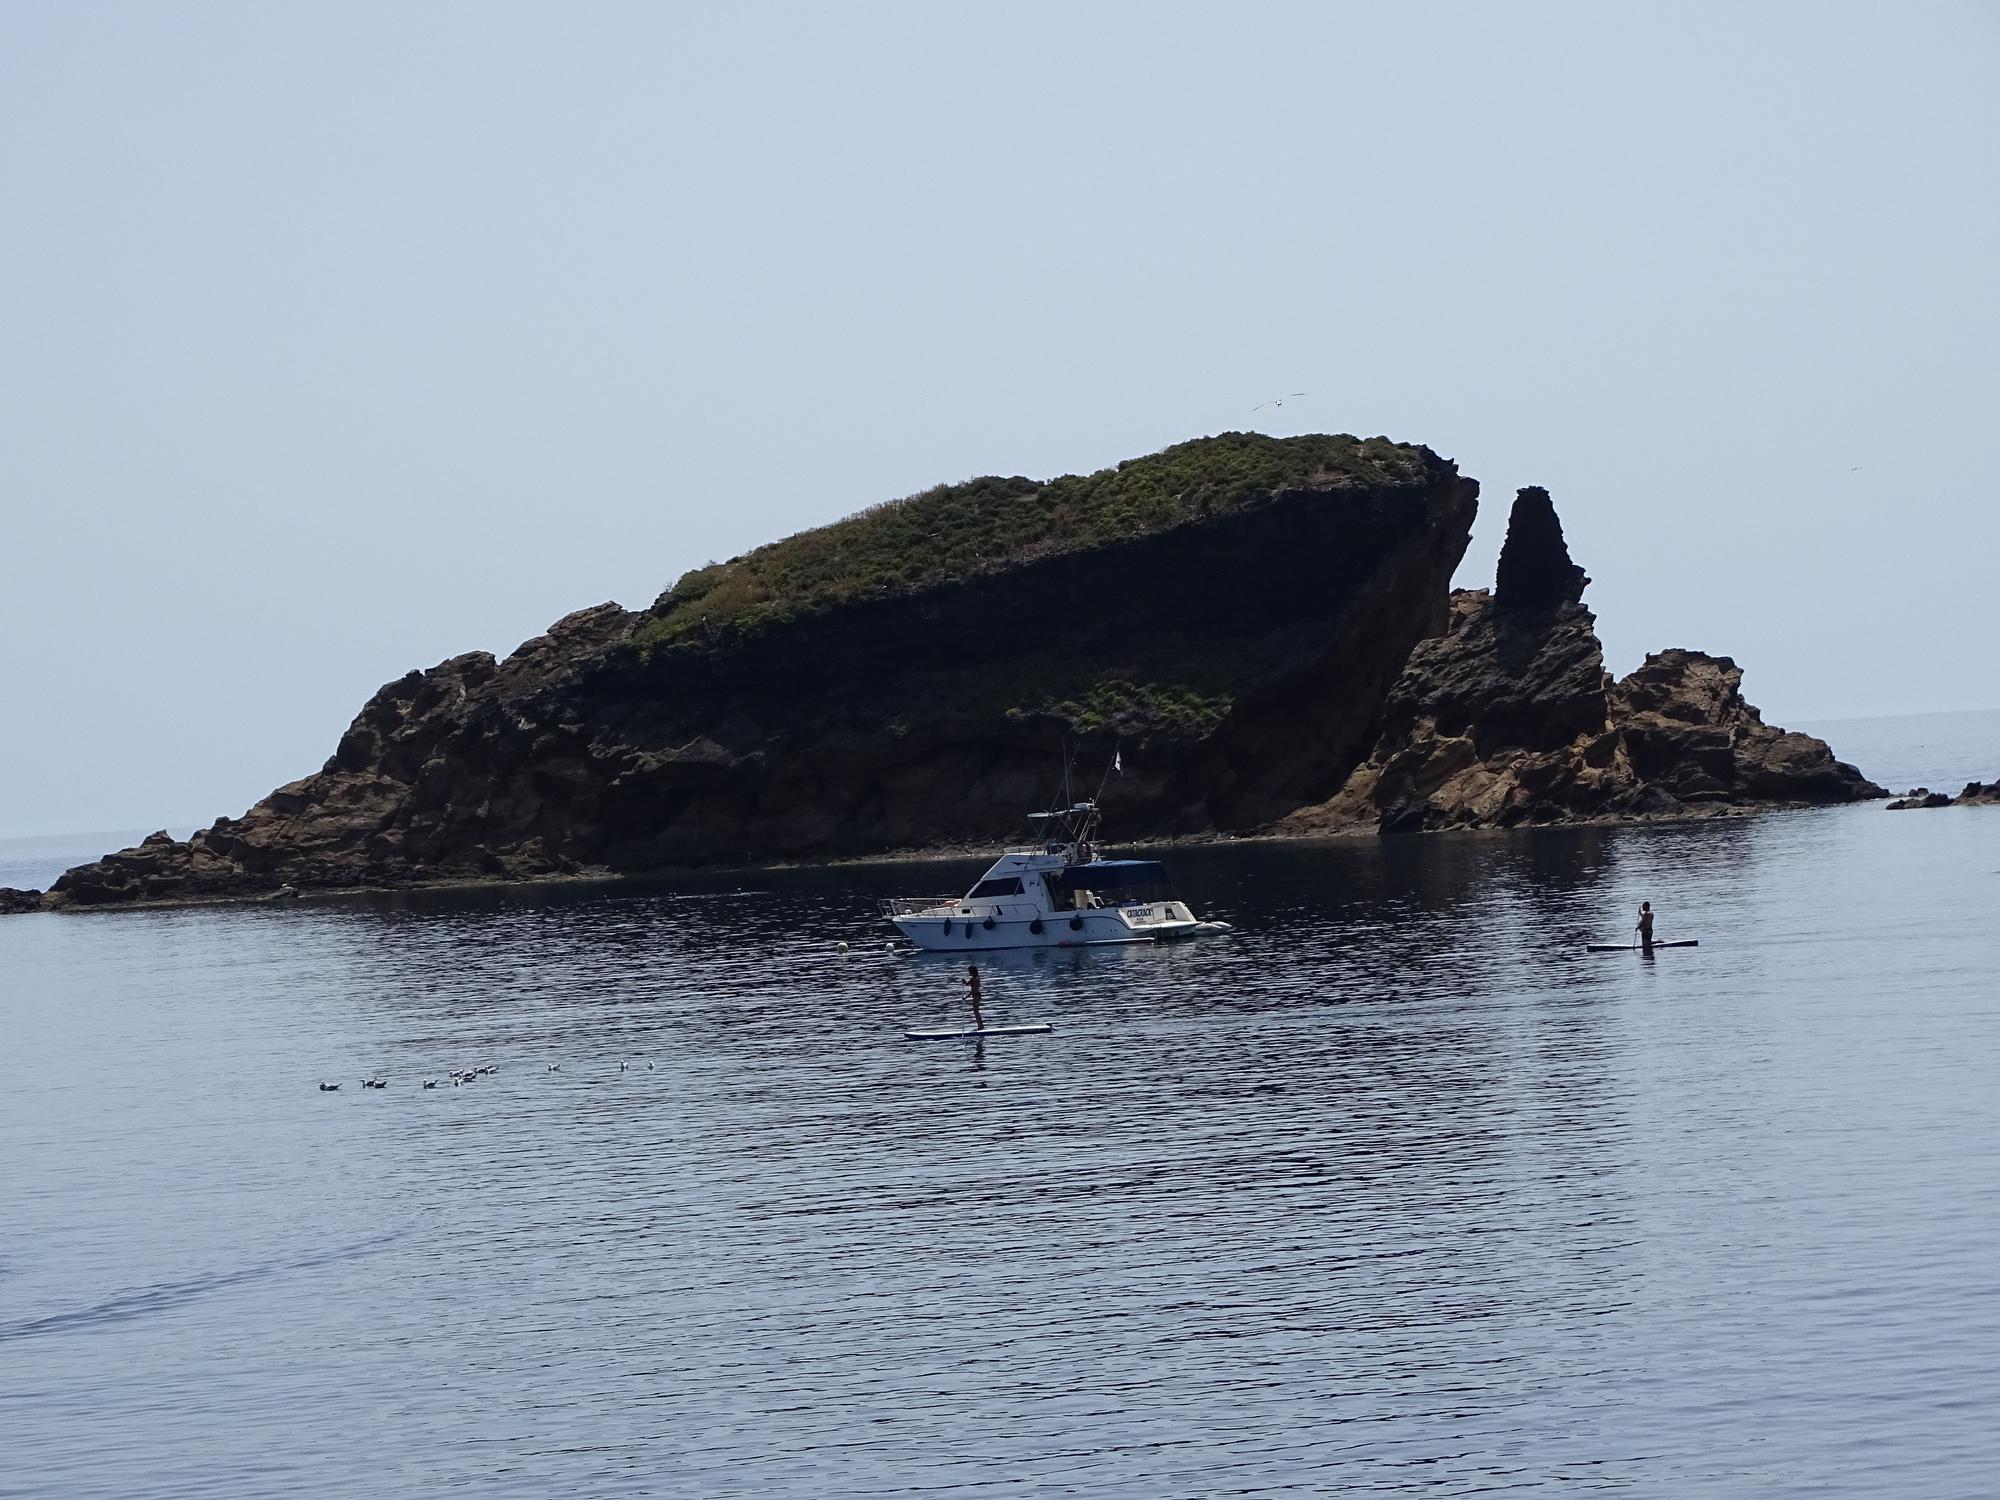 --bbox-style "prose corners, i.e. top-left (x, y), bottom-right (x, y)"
top-left (1494, 485), bottom-right (1589, 611)
top-left (0, 887), bottom-right (42, 915)
top-left (1886, 789), bottom-right (1953, 810)
top-left (44, 434), bottom-right (1479, 907)
top-left (1887, 781), bottom-right (2000, 810)
top-left (1278, 487), bottom-right (1885, 835)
